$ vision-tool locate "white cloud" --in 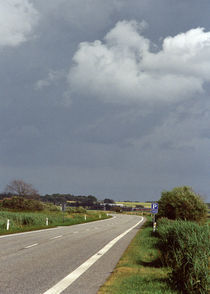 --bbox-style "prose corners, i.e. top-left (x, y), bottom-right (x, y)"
top-left (0, 0), bottom-right (39, 47)
top-left (35, 69), bottom-right (65, 90)
top-left (67, 21), bottom-right (210, 104)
